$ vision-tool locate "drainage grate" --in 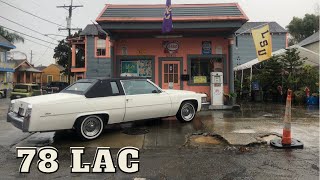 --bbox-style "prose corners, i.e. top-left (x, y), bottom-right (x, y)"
top-left (122, 128), bottom-right (149, 135)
